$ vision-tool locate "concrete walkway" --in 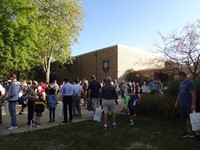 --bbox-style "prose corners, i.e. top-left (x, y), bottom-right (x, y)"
top-left (0, 100), bottom-right (122, 135)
